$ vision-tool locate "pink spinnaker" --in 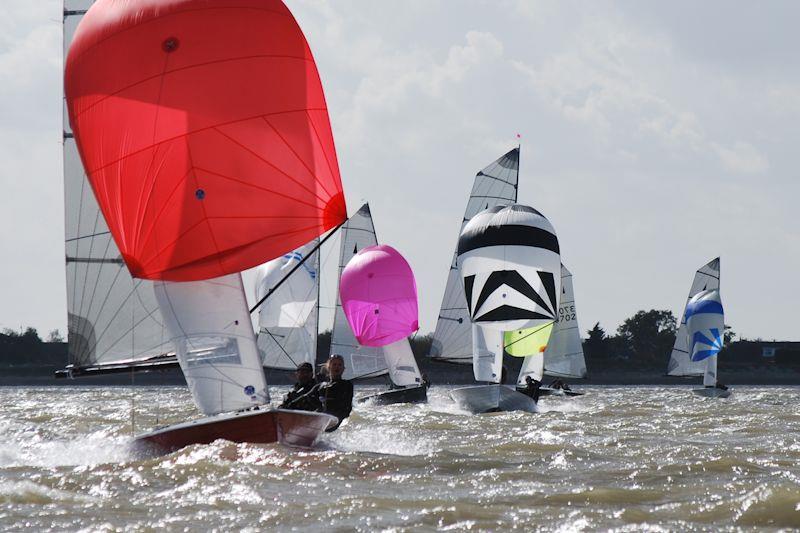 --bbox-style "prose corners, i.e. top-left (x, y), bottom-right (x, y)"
top-left (339, 244), bottom-right (419, 347)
